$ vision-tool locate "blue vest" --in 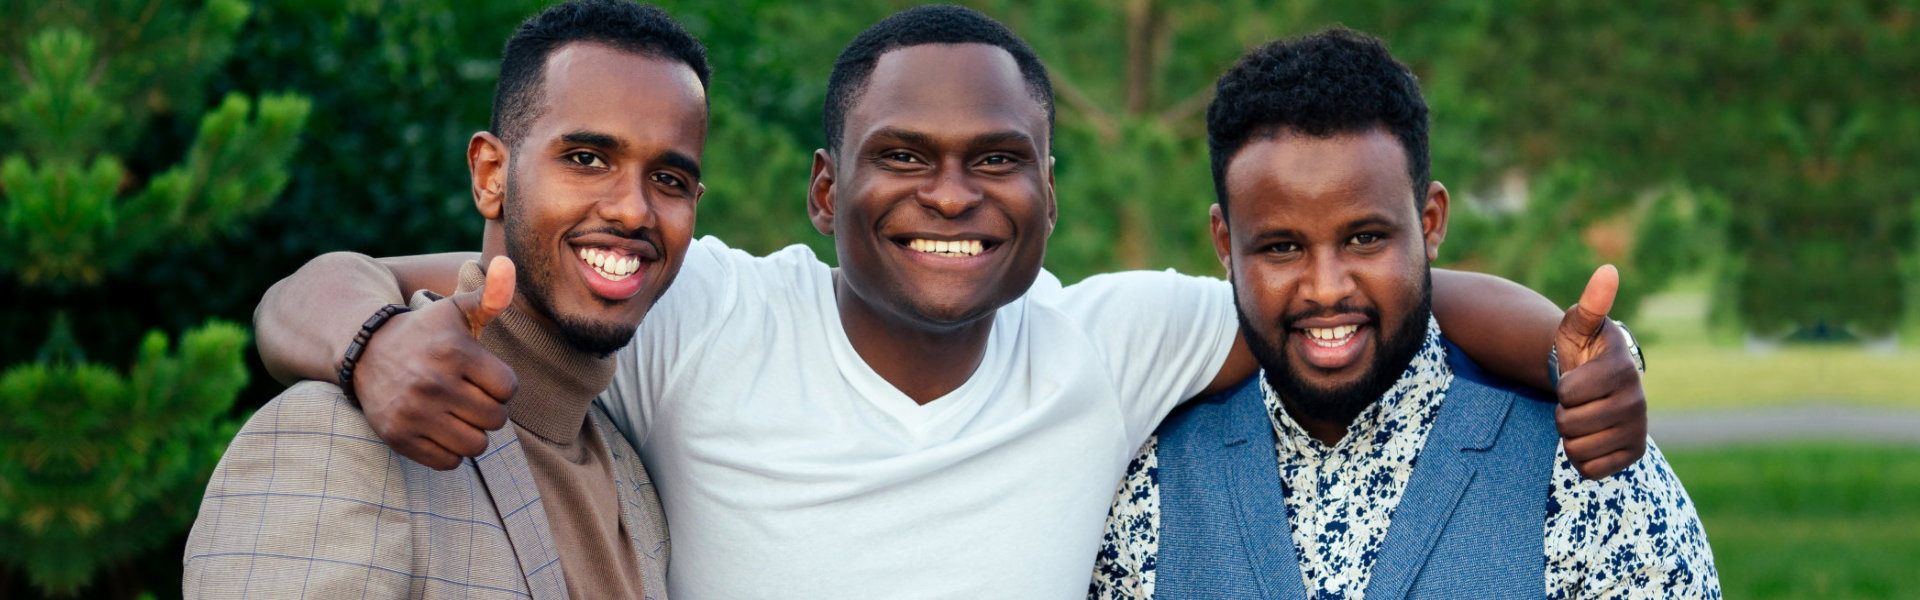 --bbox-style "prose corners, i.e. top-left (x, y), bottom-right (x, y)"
top-left (1154, 340), bottom-right (1559, 599)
